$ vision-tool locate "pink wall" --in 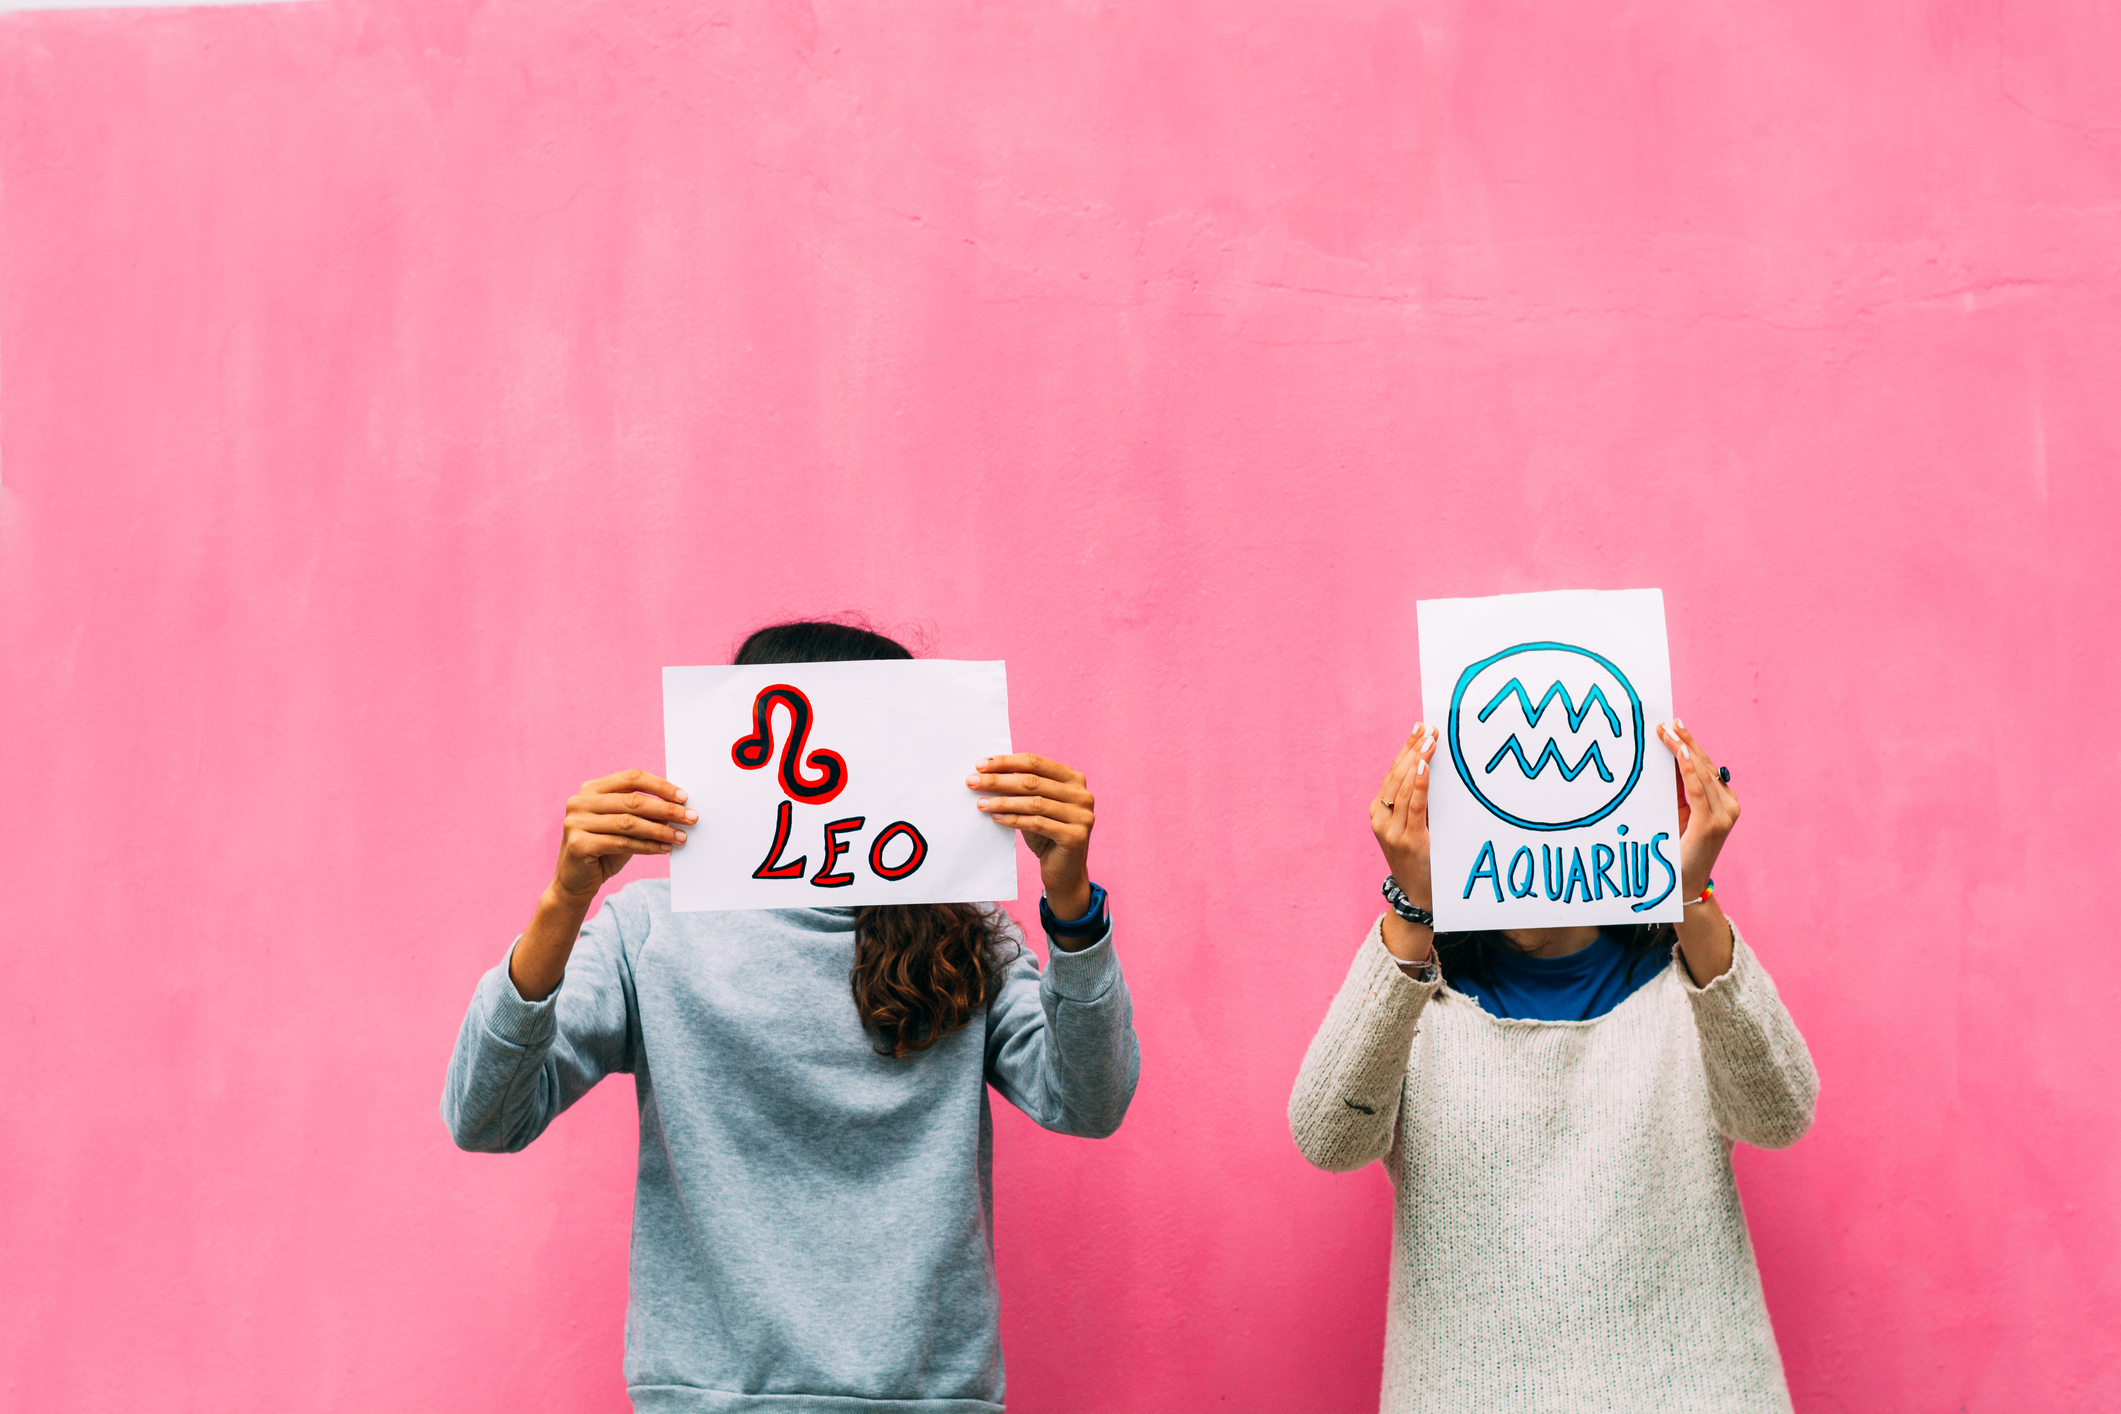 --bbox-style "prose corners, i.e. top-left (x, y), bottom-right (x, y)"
top-left (3, 1), bottom-right (2117, 1408)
